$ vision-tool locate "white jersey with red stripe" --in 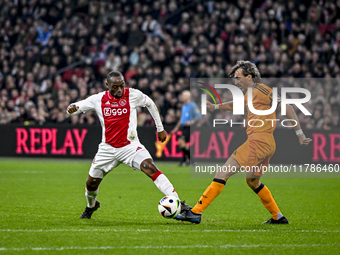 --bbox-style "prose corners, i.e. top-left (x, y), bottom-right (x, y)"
top-left (67, 88), bottom-right (164, 148)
